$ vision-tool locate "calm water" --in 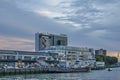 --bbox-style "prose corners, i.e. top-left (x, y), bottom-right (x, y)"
top-left (0, 68), bottom-right (120, 80)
